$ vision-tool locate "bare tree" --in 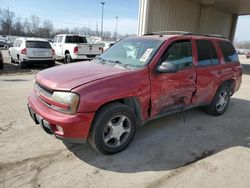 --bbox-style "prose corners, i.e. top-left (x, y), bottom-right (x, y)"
top-left (41, 19), bottom-right (54, 37)
top-left (13, 17), bottom-right (23, 36)
top-left (23, 18), bottom-right (31, 36)
top-left (0, 8), bottom-right (15, 35)
top-left (30, 15), bottom-right (40, 35)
